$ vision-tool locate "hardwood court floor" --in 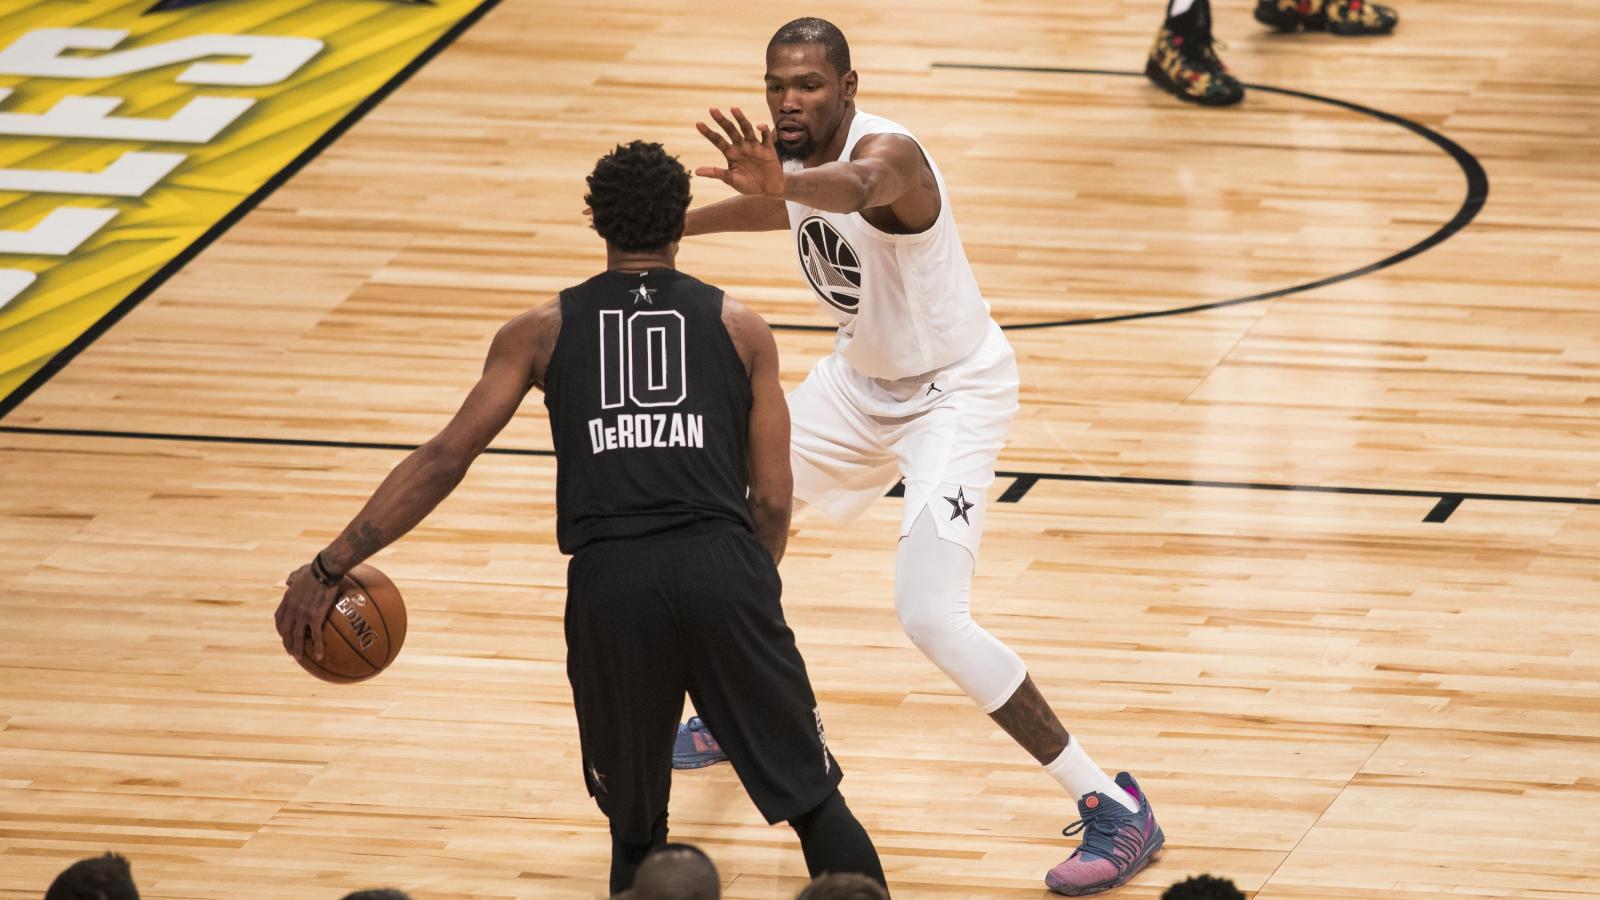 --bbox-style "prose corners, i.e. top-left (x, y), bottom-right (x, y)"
top-left (3, 0), bottom-right (1599, 897)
